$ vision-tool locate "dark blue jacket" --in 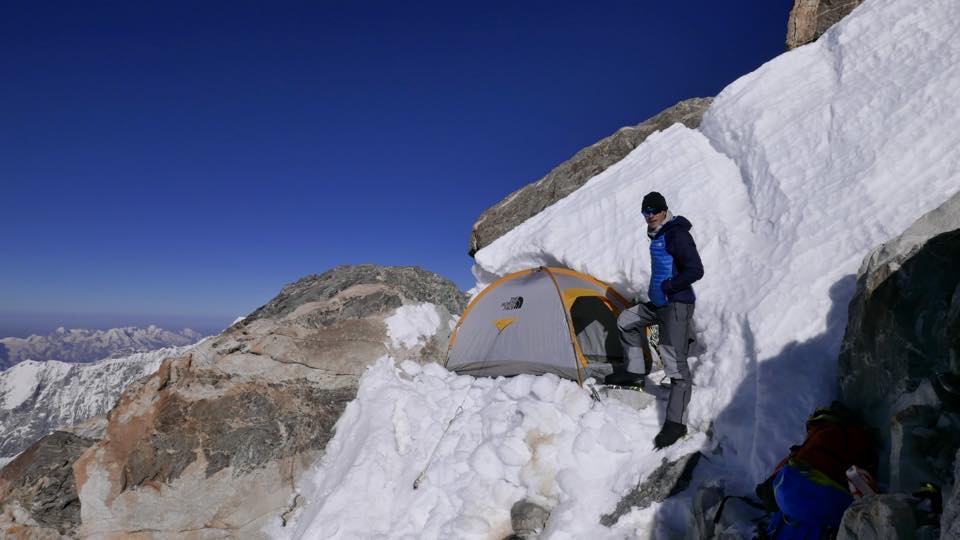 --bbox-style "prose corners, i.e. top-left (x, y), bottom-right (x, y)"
top-left (648, 216), bottom-right (704, 306)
